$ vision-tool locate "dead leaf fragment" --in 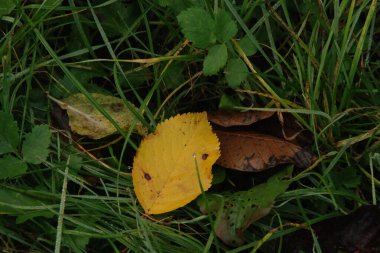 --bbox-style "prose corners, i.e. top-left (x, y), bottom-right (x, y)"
top-left (132, 112), bottom-right (220, 214)
top-left (215, 130), bottom-right (313, 171)
top-left (207, 110), bottom-right (274, 127)
top-left (58, 93), bottom-right (147, 139)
